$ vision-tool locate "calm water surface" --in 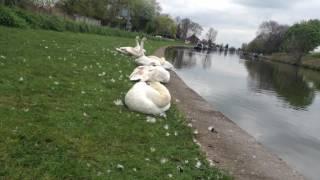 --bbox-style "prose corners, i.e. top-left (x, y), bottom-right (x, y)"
top-left (165, 48), bottom-right (320, 180)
